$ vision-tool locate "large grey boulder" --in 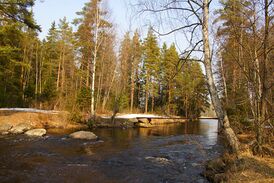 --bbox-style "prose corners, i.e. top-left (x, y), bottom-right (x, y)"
top-left (0, 123), bottom-right (13, 134)
top-left (69, 131), bottom-right (98, 140)
top-left (25, 129), bottom-right (46, 137)
top-left (10, 123), bottom-right (33, 134)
